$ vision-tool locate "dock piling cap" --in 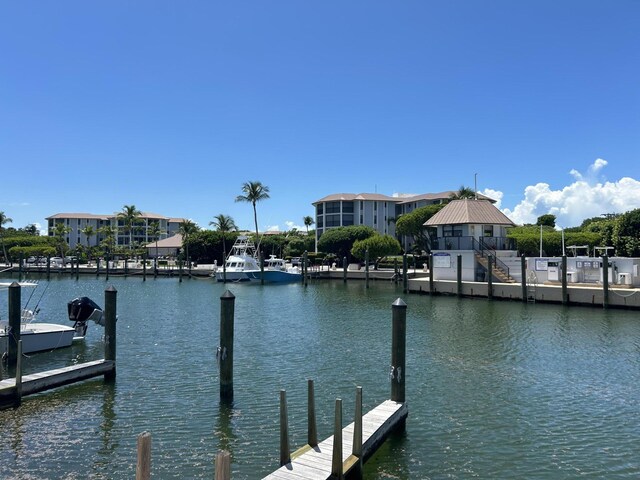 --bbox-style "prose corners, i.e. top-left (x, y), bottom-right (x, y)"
top-left (392, 298), bottom-right (407, 308)
top-left (221, 289), bottom-right (235, 300)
